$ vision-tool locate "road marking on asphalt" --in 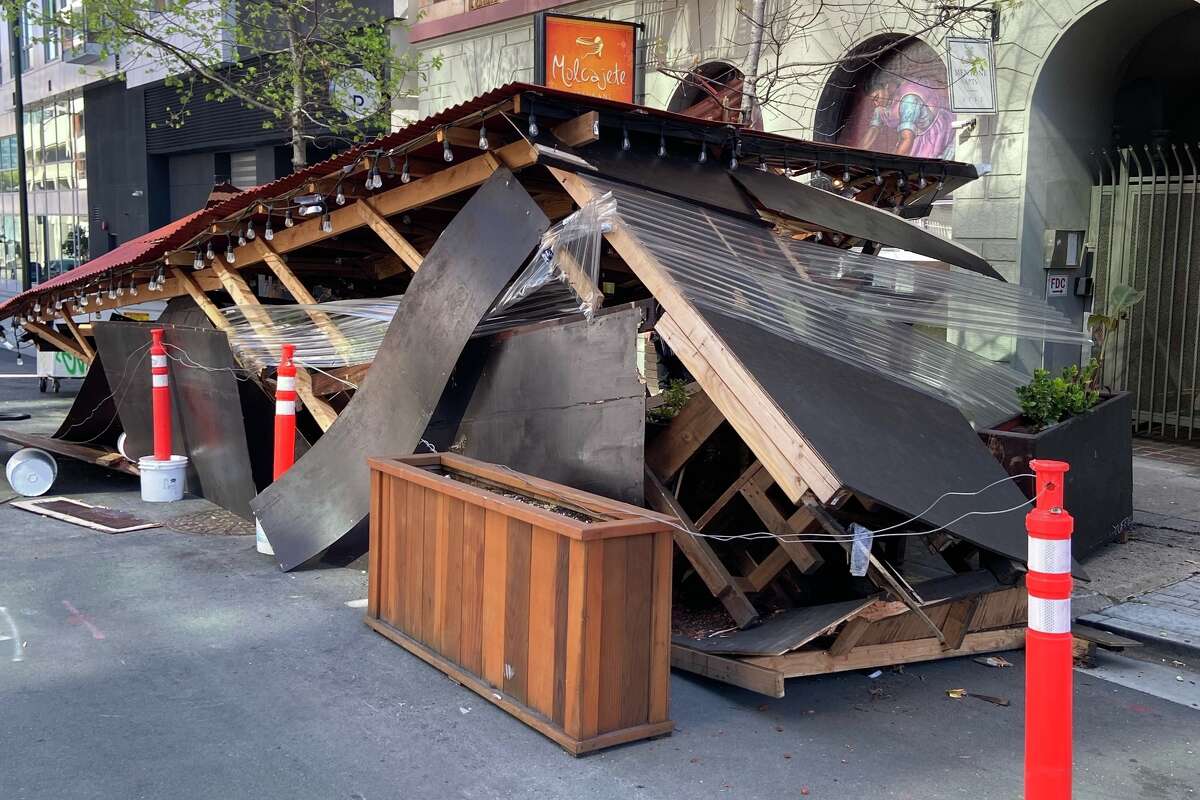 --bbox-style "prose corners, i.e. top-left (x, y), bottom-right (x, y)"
top-left (1077, 650), bottom-right (1199, 710)
top-left (62, 600), bottom-right (105, 640)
